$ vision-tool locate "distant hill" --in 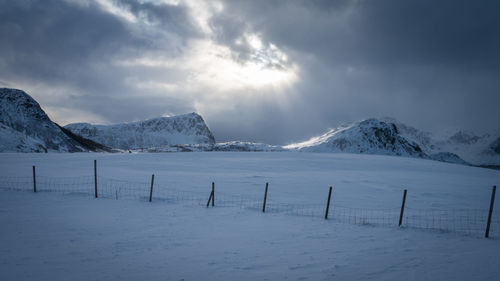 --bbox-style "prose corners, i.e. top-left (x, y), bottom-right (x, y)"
top-left (65, 113), bottom-right (216, 150)
top-left (384, 117), bottom-right (500, 165)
